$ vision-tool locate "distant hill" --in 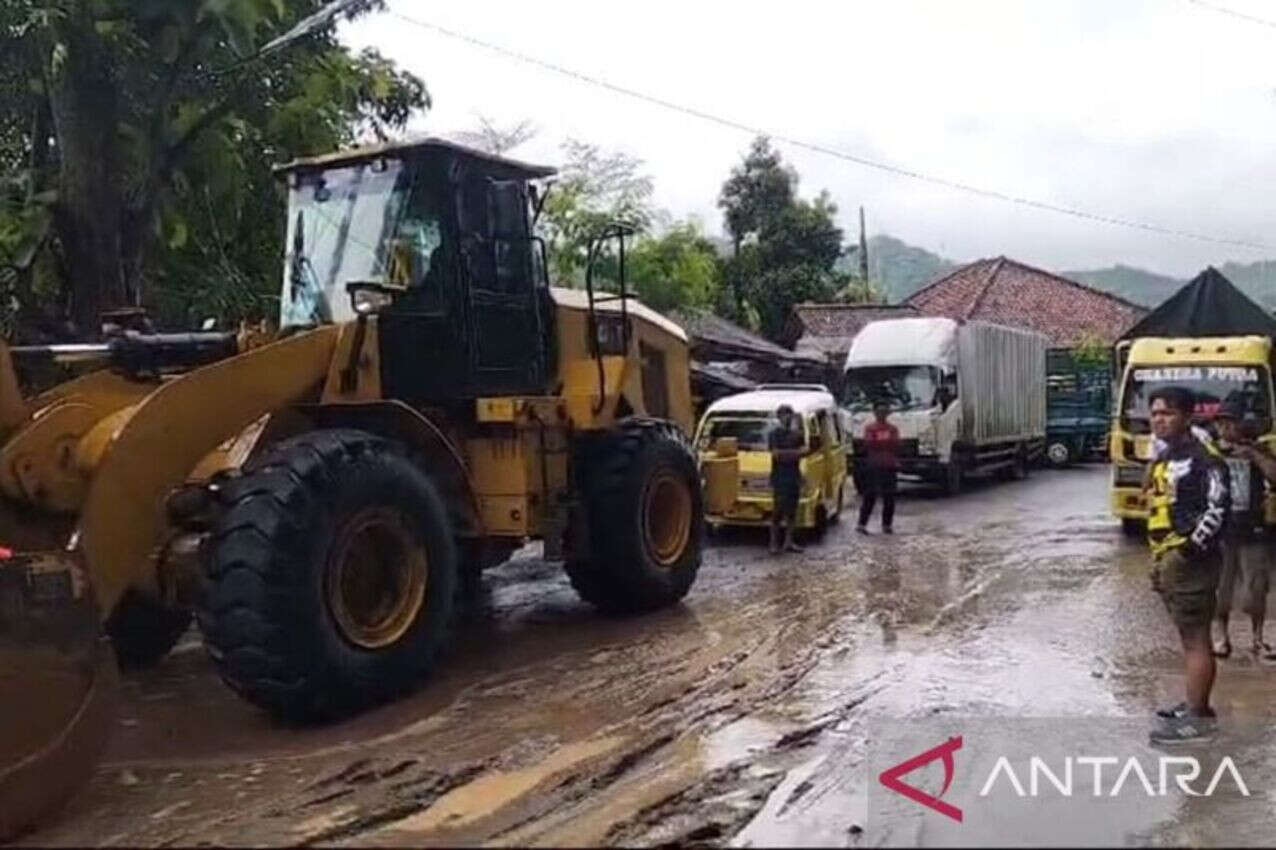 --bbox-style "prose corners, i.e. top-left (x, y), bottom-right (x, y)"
top-left (840, 235), bottom-right (956, 303)
top-left (832, 229), bottom-right (1276, 314)
top-left (1067, 262), bottom-right (1276, 312)
top-left (1215, 260), bottom-right (1276, 312)
top-left (1063, 265), bottom-right (1181, 308)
